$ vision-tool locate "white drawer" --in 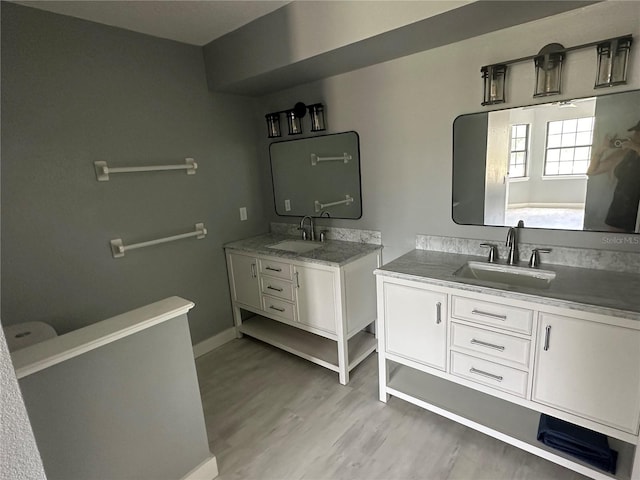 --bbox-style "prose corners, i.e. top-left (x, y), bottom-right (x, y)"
top-left (451, 322), bottom-right (531, 369)
top-left (262, 296), bottom-right (296, 322)
top-left (259, 259), bottom-right (293, 280)
top-left (450, 351), bottom-right (528, 398)
top-left (451, 296), bottom-right (533, 335)
top-left (260, 277), bottom-right (294, 301)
